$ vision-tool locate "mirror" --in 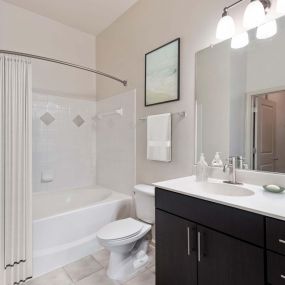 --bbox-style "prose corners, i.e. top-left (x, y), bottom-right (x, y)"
top-left (196, 15), bottom-right (285, 174)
